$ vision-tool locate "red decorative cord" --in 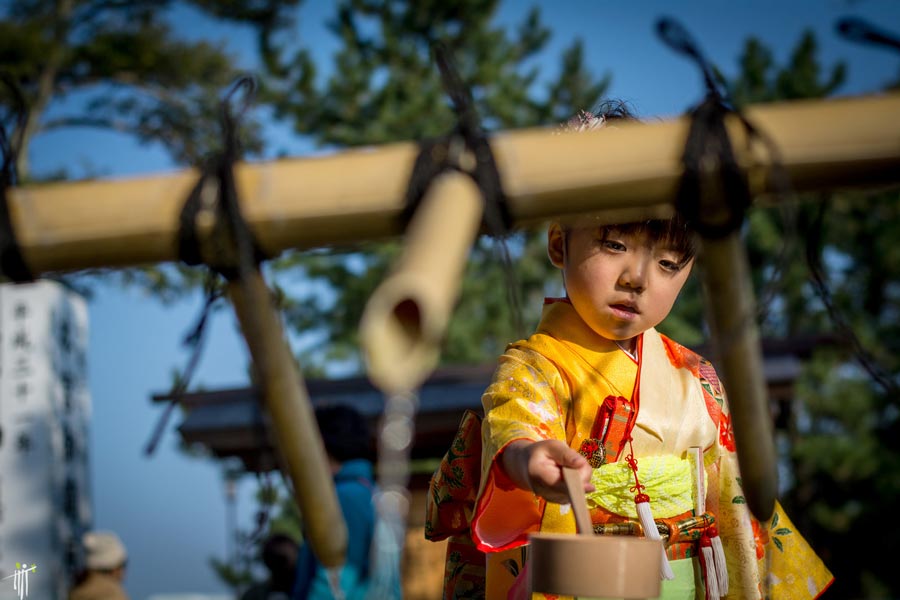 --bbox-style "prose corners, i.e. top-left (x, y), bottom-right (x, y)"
top-left (624, 438), bottom-right (645, 496)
